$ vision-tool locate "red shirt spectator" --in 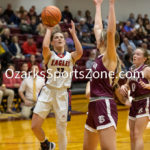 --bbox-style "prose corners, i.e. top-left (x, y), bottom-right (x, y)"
top-left (22, 36), bottom-right (37, 55)
top-left (3, 64), bottom-right (22, 89)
